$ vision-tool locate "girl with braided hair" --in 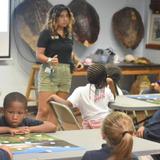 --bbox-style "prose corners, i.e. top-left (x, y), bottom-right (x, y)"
top-left (36, 4), bottom-right (83, 124)
top-left (81, 112), bottom-right (138, 160)
top-left (105, 64), bottom-right (124, 96)
top-left (48, 63), bottom-right (116, 129)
